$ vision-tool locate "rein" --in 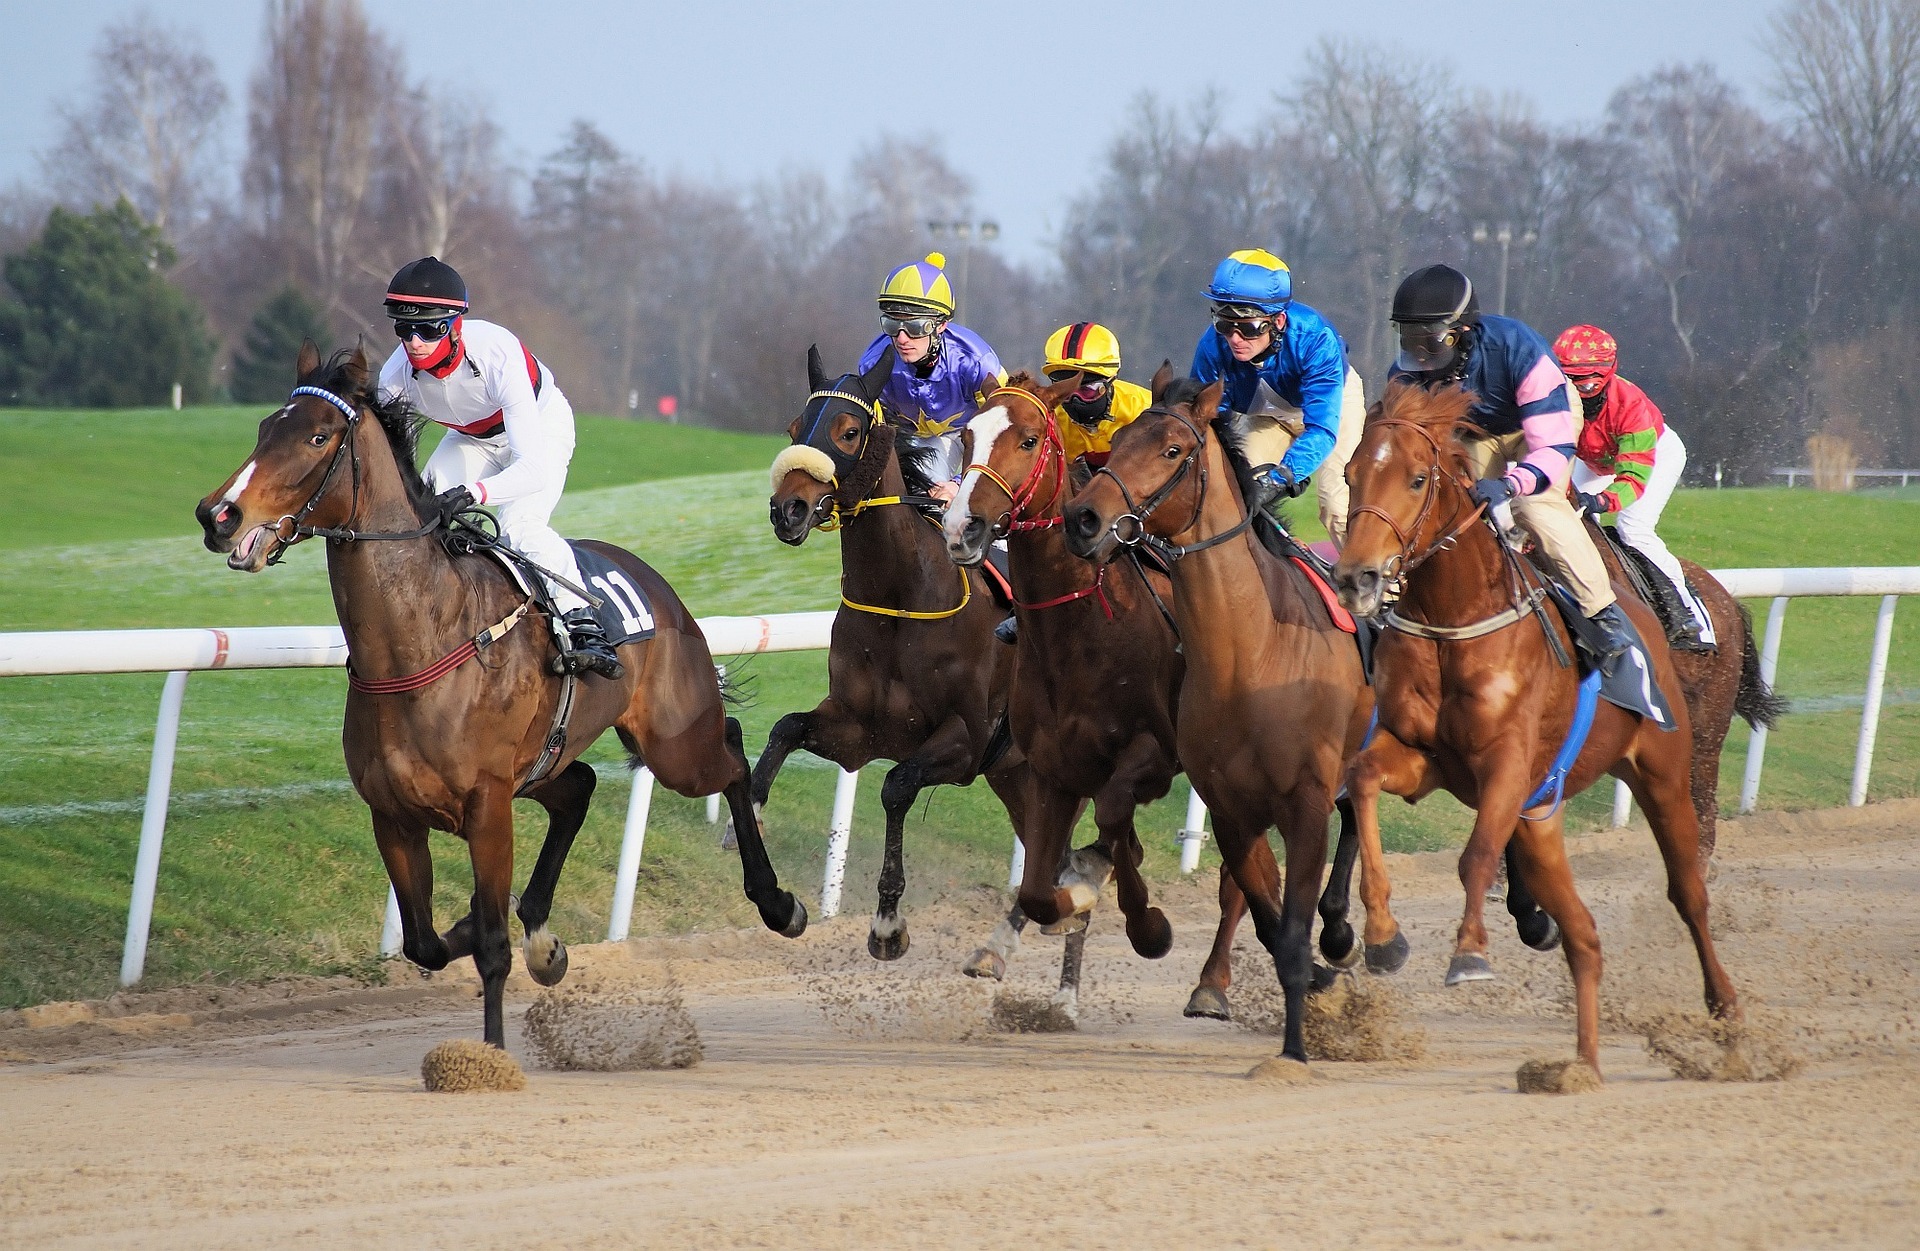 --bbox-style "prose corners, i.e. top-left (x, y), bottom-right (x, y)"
top-left (966, 387), bottom-right (1067, 535)
top-left (1091, 407), bottom-right (1254, 563)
